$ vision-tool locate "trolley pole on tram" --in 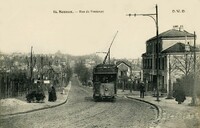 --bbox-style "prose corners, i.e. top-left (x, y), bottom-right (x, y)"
top-left (127, 5), bottom-right (160, 101)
